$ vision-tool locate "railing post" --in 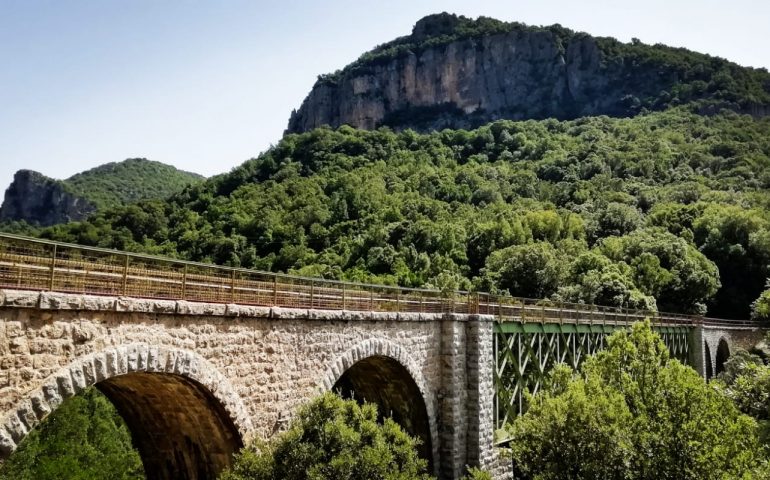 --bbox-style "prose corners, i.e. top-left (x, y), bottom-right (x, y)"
top-left (231, 270), bottom-right (236, 302)
top-left (342, 284), bottom-right (347, 310)
top-left (48, 244), bottom-right (57, 291)
top-left (181, 264), bottom-right (187, 299)
top-left (121, 254), bottom-right (129, 295)
top-left (395, 289), bottom-right (400, 312)
top-left (273, 276), bottom-right (278, 306)
top-left (369, 287), bottom-right (374, 311)
top-left (419, 291), bottom-right (424, 314)
top-left (310, 280), bottom-right (315, 309)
